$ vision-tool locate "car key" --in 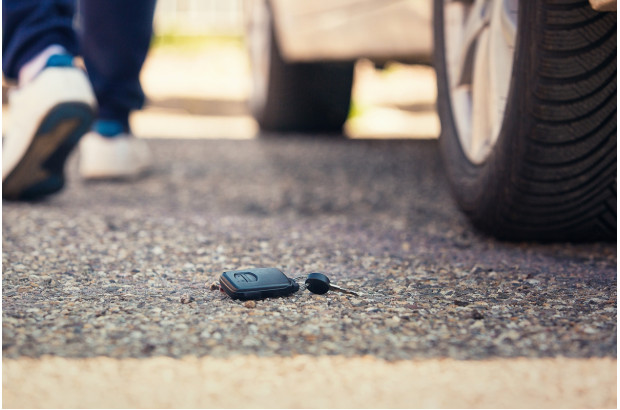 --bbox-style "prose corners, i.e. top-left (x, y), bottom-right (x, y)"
top-left (305, 272), bottom-right (359, 296)
top-left (220, 267), bottom-right (299, 300)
